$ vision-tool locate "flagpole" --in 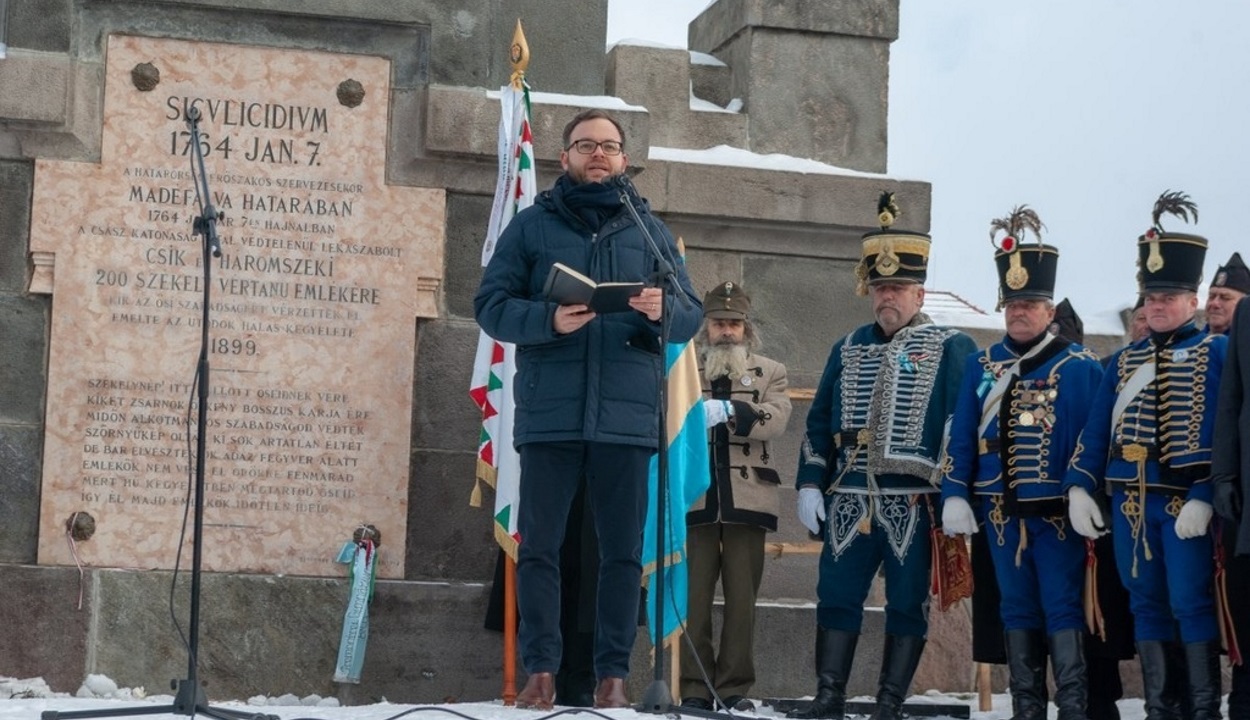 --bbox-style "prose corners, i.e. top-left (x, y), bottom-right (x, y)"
top-left (499, 20), bottom-right (529, 706)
